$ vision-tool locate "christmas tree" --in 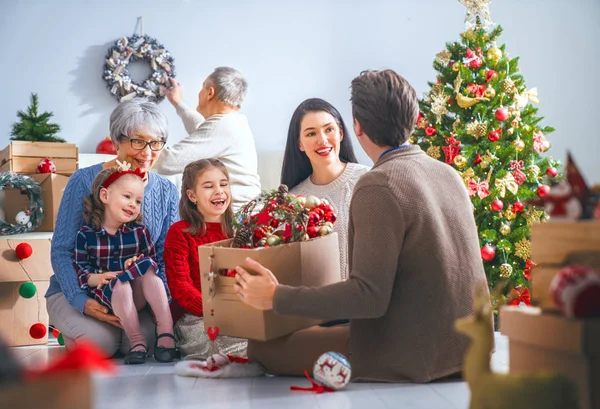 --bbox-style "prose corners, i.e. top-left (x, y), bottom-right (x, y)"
top-left (10, 93), bottom-right (65, 142)
top-left (411, 0), bottom-right (560, 313)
